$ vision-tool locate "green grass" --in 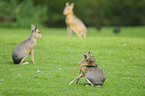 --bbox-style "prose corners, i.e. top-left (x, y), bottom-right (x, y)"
top-left (0, 26), bottom-right (145, 96)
